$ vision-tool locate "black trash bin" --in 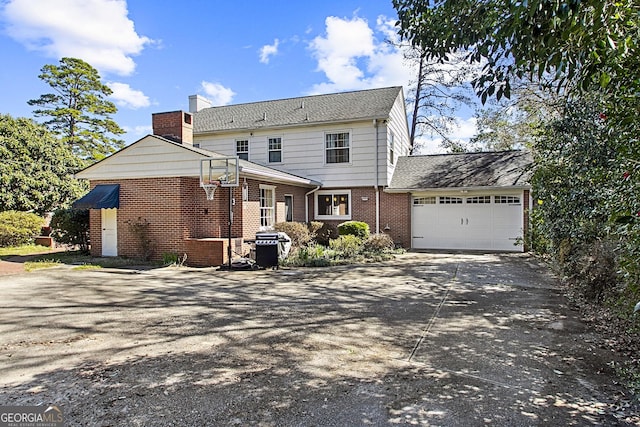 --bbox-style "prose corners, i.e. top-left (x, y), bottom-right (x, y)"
top-left (255, 233), bottom-right (280, 268)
